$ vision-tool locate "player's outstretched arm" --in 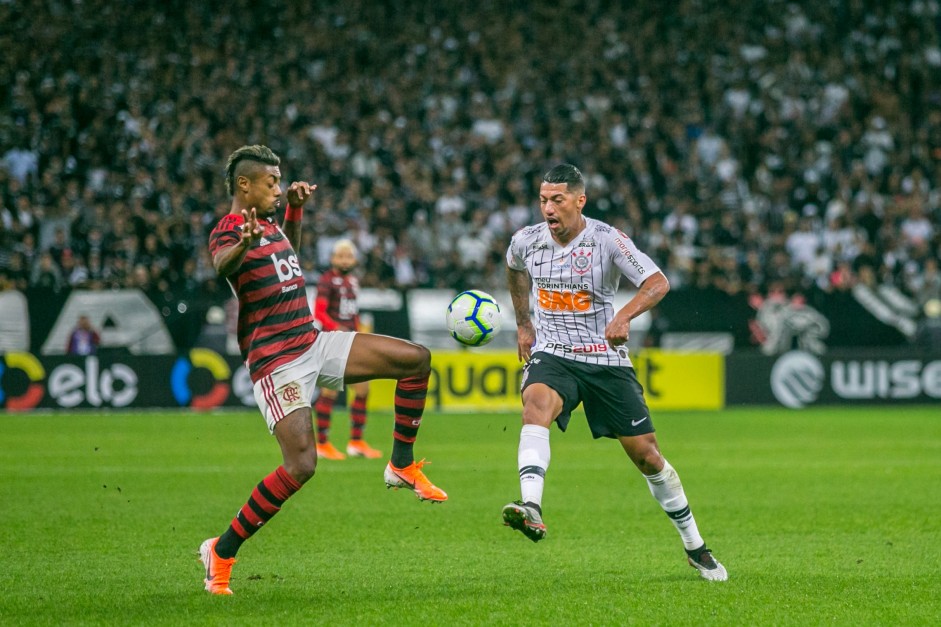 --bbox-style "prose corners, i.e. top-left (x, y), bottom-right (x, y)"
top-left (605, 271), bottom-right (670, 347)
top-left (507, 265), bottom-right (535, 362)
top-left (213, 208), bottom-right (263, 276)
top-left (282, 182), bottom-right (317, 251)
